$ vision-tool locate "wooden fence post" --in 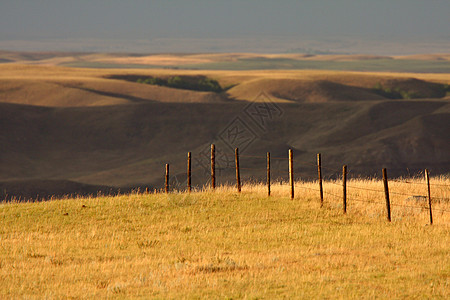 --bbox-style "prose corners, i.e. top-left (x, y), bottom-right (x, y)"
top-left (165, 164), bottom-right (170, 194)
top-left (235, 148), bottom-right (241, 192)
top-left (267, 152), bottom-right (271, 197)
top-left (211, 144), bottom-right (215, 189)
top-left (187, 152), bottom-right (192, 193)
top-left (342, 165), bottom-right (347, 214)
top-left (382, 168), bottom-right (391, 222)
top-left (425, 169), bottom-right (433, 225)
top-left (317, 153), bottom-right (323, 207)
top-left (289, 149), bottom-right (294, 199)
